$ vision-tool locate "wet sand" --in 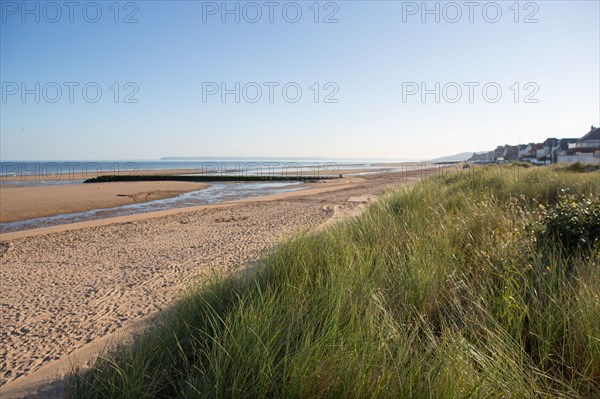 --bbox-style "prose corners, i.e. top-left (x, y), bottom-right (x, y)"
top-left (0, 181), bottom-right (209, 223)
